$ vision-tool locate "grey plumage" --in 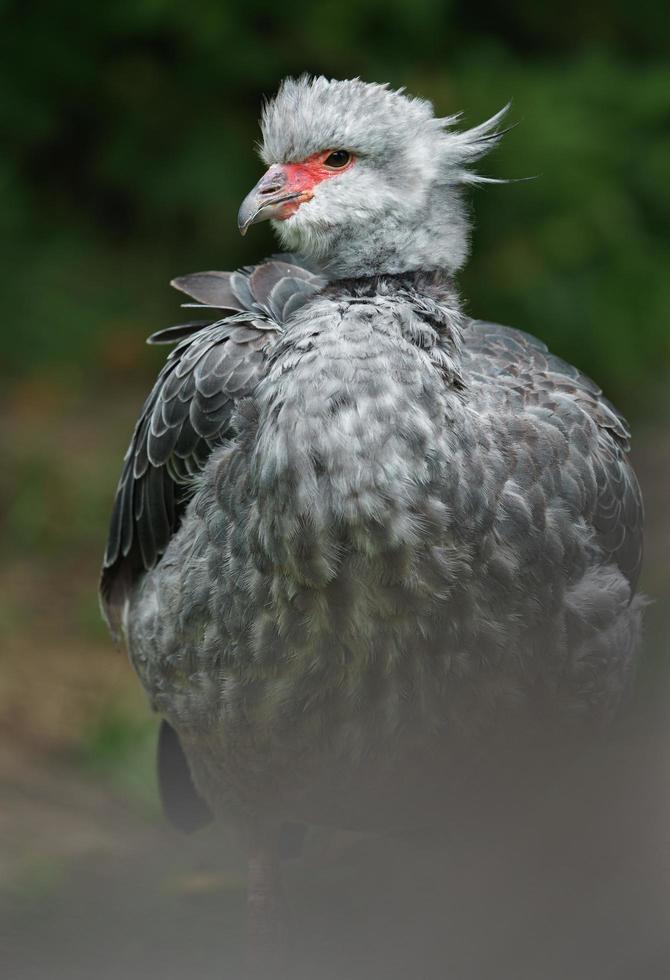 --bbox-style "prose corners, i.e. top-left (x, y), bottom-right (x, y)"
top-left (100, 258), bottom-right (324, 633)
top-left (101, 76), bottom-right (644, 913)
top-left (102, 261), bottom-right (643, 823)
